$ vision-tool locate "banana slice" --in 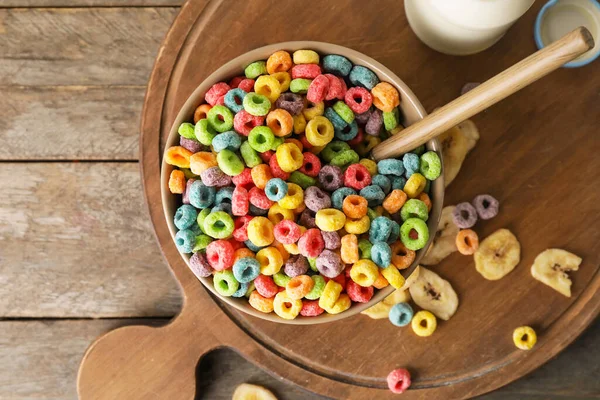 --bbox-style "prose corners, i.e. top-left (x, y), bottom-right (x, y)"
top-left (232, 383), bottom-right (278, 400)
top-left (531, 249), bottom-right (582, 297)
top-left (399, 265), bottom-right (421, 291)
top-left (438, 120), bottom-right (479, 187)
top-left (474, 229), bottom-right (520, 280)
top-left (361, 288), bottom-right (412, 319)
top-left (409, 267), bottom-right (459, 321)
top-left (421, 206), bottom-right (459, 265)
